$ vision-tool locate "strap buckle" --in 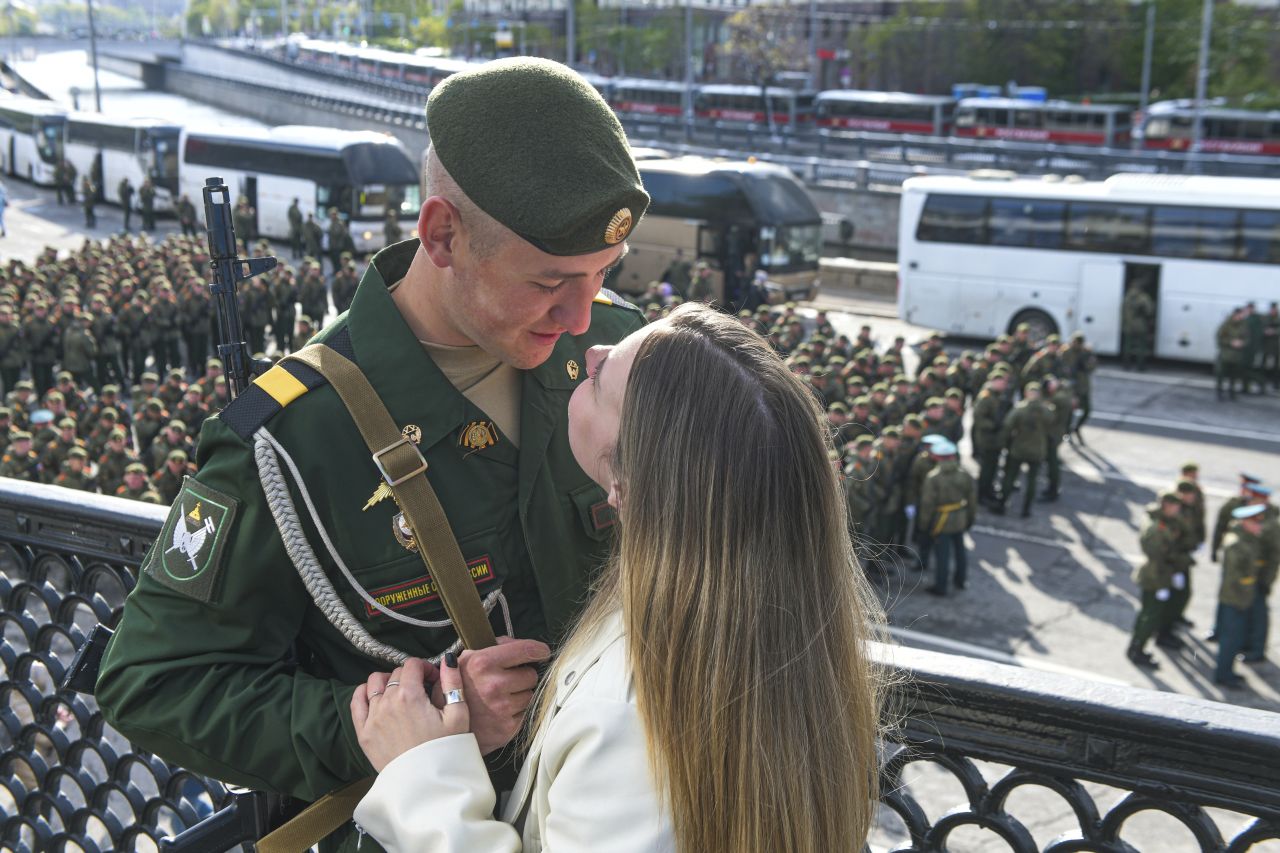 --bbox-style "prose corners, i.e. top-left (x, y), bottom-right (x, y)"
top-left (372, 437), bottom-right (428, 487)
